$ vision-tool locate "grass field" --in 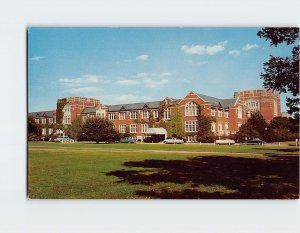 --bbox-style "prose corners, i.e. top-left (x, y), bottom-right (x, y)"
top-left (28, 142), bottom-right (299, 199)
